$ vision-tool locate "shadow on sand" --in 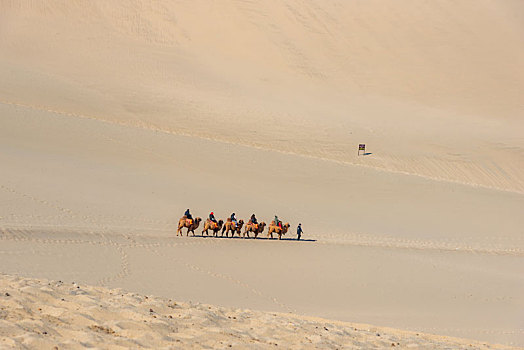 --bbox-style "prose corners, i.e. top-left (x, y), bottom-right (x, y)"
top-left (187, 235), bottom-right (316, 242)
